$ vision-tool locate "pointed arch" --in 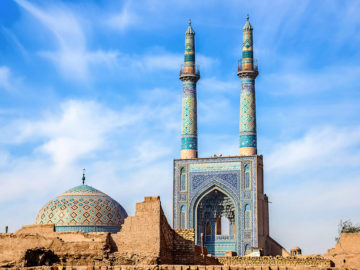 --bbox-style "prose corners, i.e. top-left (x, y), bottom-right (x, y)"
top-left (192, 185), bottom-right (238, 243)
